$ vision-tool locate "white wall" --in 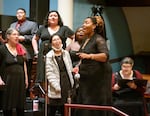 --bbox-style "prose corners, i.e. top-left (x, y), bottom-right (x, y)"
top-left (123, 7), bottom-right (150, 54)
